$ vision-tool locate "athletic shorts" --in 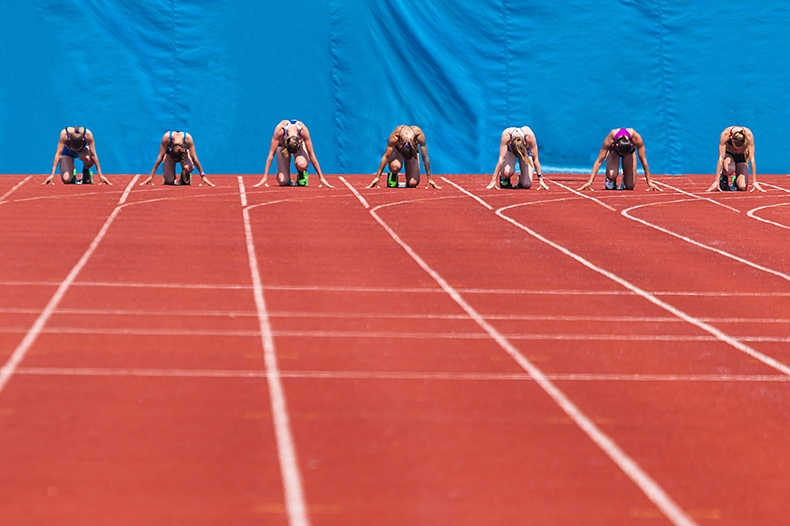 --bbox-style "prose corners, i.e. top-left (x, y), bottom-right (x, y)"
top-left (726, 150), bottom-right (747, 164)
top-left (61, 146), bottom-right (87, 159)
